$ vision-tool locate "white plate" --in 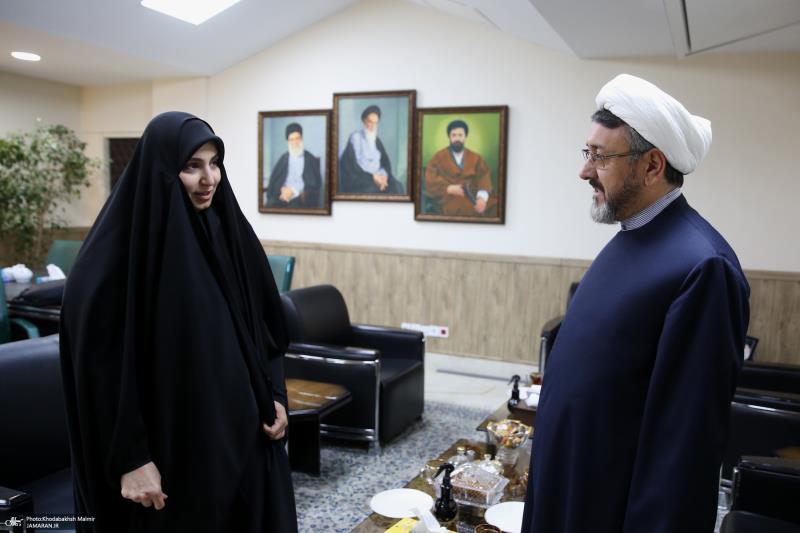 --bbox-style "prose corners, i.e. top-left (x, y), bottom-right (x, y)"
top-left (369, 488), bottom-right (434, 518)
top-left (485, 501), bottom-right (525, 533)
